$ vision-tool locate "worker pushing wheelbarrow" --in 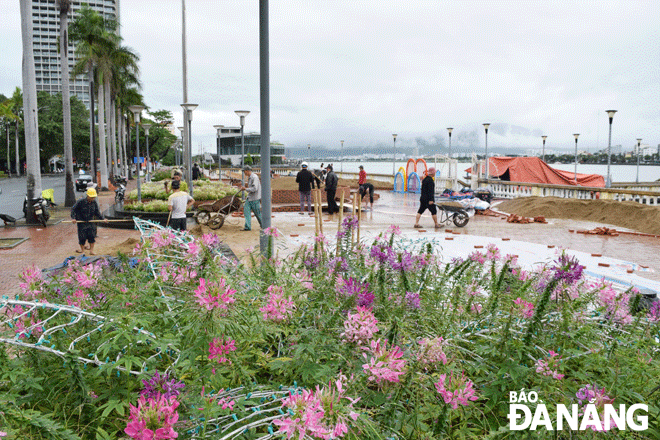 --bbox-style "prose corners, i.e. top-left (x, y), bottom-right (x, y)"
top-left (194, 193), bottom-right (243, 229)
